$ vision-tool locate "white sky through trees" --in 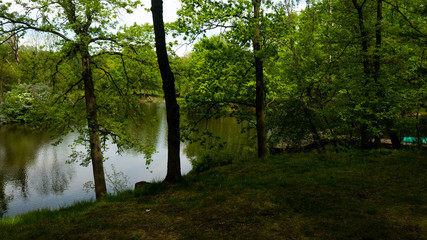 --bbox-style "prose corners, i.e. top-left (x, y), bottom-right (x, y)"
top-left (6, 0), bottom-right (305, 56)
